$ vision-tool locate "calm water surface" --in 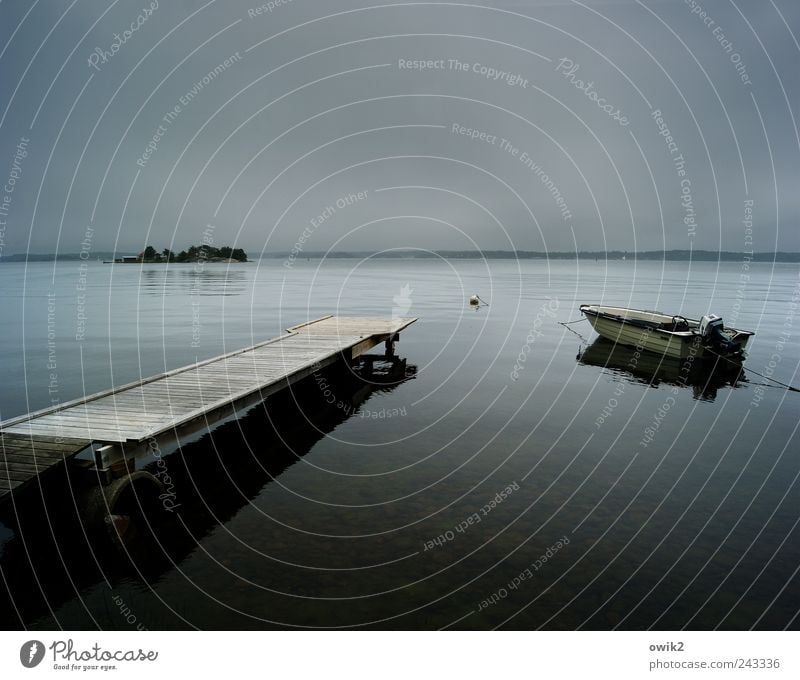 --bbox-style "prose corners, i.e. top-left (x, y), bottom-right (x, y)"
top-left (0, 258), bottom-right (798, 629)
